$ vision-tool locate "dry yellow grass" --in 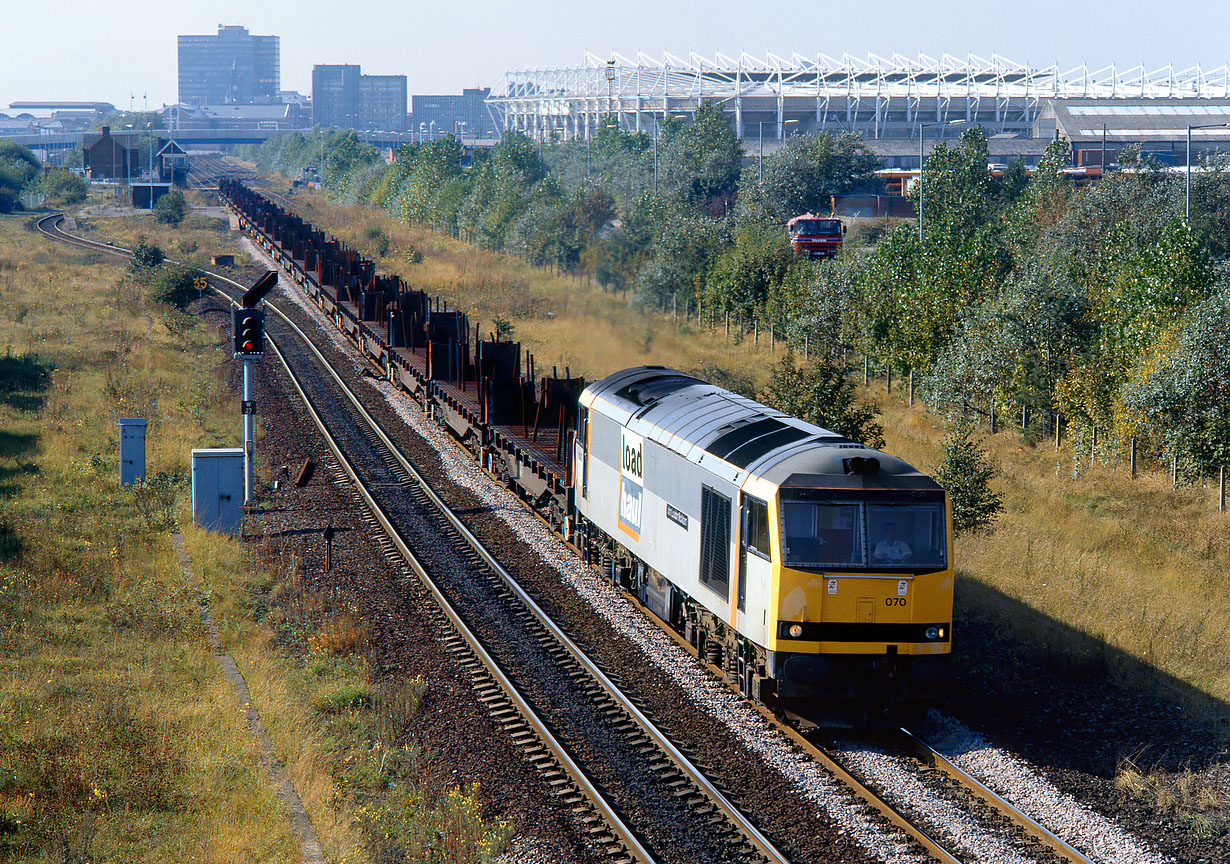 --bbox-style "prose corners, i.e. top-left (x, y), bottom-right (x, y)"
top-left (0, 201), bottom-right (302, 861)
top-left (182, 532), bottom-right (370, 863)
